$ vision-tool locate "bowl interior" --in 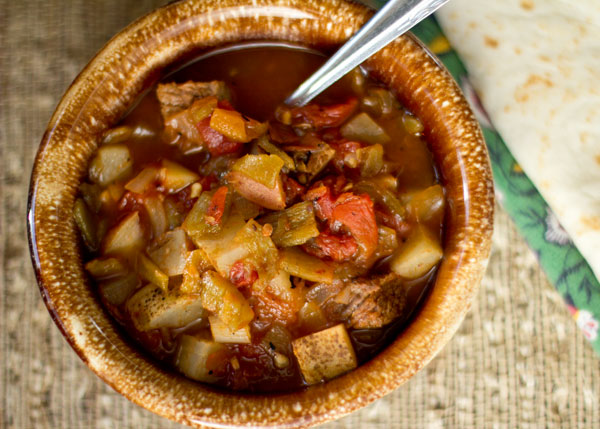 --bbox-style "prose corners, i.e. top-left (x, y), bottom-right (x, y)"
top-left (28, 0), bottom-right (494, 427)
